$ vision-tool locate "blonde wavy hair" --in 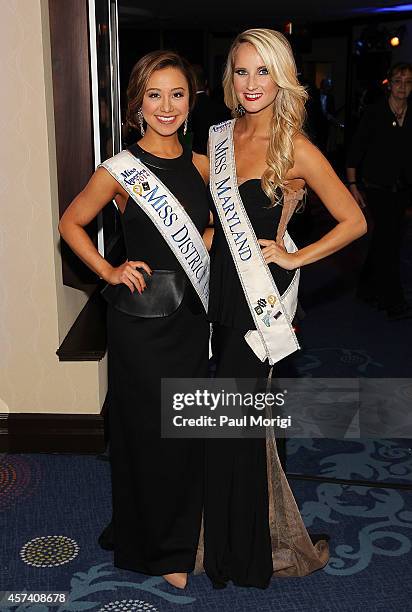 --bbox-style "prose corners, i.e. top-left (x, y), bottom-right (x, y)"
top-left (223, 28), bottom-right (308, 205)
